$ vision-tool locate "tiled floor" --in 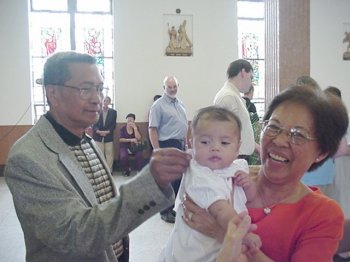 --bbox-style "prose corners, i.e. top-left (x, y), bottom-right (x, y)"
top-left (0, 172), bottom-right (173, 262)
